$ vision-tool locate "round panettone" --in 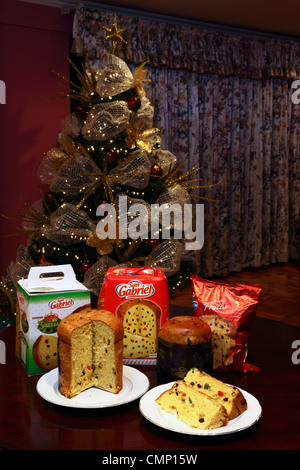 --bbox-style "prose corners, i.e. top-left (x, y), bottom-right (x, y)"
top-left (32, 335), bottom-right (58, 371)
top-left (157, 315), bottom-right (213, 382)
